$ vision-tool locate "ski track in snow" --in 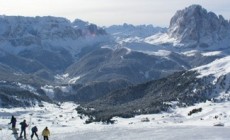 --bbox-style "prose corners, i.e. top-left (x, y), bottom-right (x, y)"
top-left (1, 101), bottom-right (230, 140)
